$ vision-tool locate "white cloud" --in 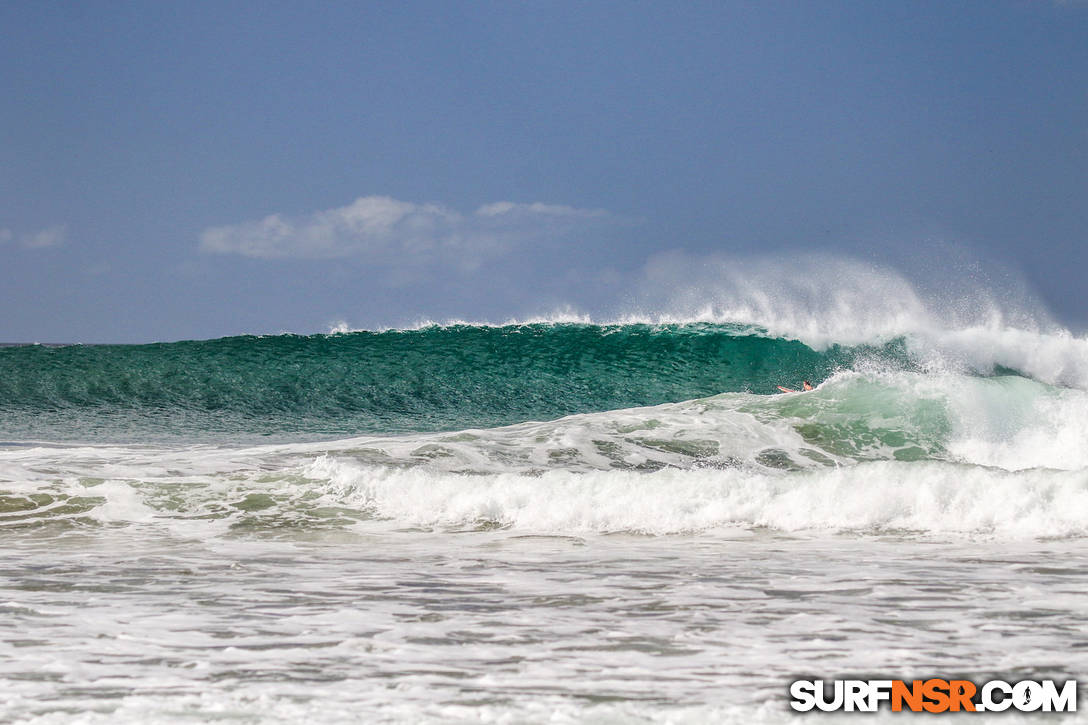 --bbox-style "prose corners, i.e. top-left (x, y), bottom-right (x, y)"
top-left (474, 201), bottom-right (608, 218)
top-left (199, 195), bottom-right (616, 265)
top-left (20, 225), bottom-right (66, 249)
